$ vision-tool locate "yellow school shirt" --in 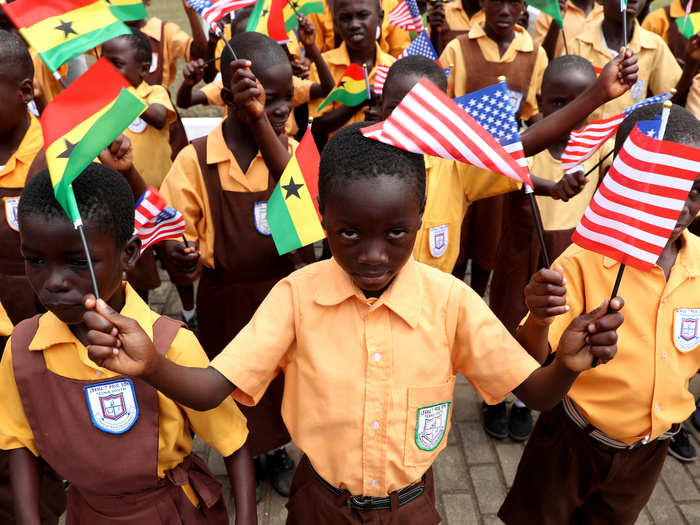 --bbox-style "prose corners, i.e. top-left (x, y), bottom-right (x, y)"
top-left (123, 82), bottom-right (176, 189)
top-left (686, 73), bottom-right (700, 119)
top-left (642, 0), bottom-right (685, 45)
top-left (433, 2), bottom-right (485, 34)
top-left (211, 257), bottom-right (540, 496)
top-left (141, 17), bottom-right (193, 89)
top-left (309, 42), bottom-right (395, 127)
top-left (413, 157), bottom-right (520, 273)
top-left (0, 302), bottom-right (12, 338)
top-left (566, 21), bottom-right (681, 120)
top-left (0, 115), bottom-right (43, 189)
top-left (0, 284), bottom-right (248, 501)
top-left (160, 123), bottom-right (297, 268)
top-left (543, 232), bottom-right (700, 443)
top-left (533, 0), bottom-right (604, 57)
top-left (440, 23), bottom-right (548, 121)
